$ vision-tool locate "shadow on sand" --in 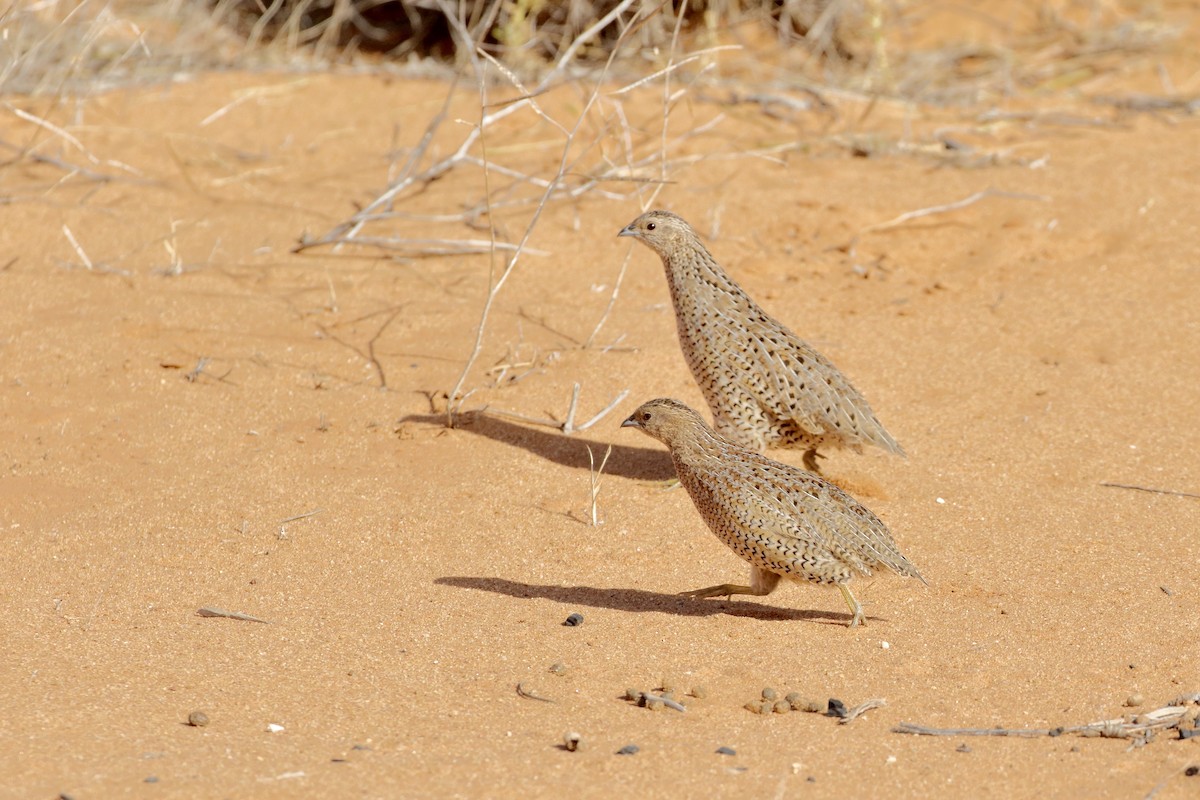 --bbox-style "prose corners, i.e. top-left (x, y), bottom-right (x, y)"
top-left (402, 411), bottom-right (676, 482)
top-left (435, 575), bottom-right (860, 626)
